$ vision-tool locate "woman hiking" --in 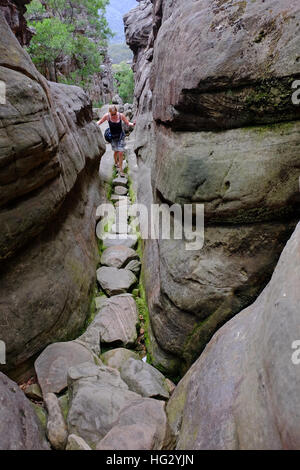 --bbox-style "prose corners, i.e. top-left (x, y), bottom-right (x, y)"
top-left (97, 106), bottom-right (135, 176)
